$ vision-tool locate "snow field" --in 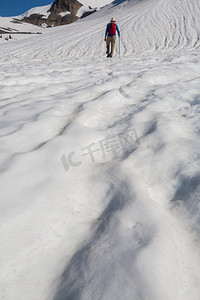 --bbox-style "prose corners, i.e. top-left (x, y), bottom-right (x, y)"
top-left (0, 0), bottom-right (200, 299)
top-left (1, 49), bottom-right (200, 299)
top-left (1, 0), bottom-right (200, 59)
